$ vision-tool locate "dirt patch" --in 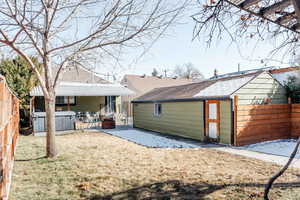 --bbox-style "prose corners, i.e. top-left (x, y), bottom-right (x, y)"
top-left (10, 131), bottom-right (300, 200)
